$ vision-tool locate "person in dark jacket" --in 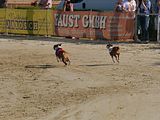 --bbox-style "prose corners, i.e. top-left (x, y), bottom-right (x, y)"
top-left (138, 0), bottom-right (151, 43)
top-left (63, 0), bottom-right (74, 11)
